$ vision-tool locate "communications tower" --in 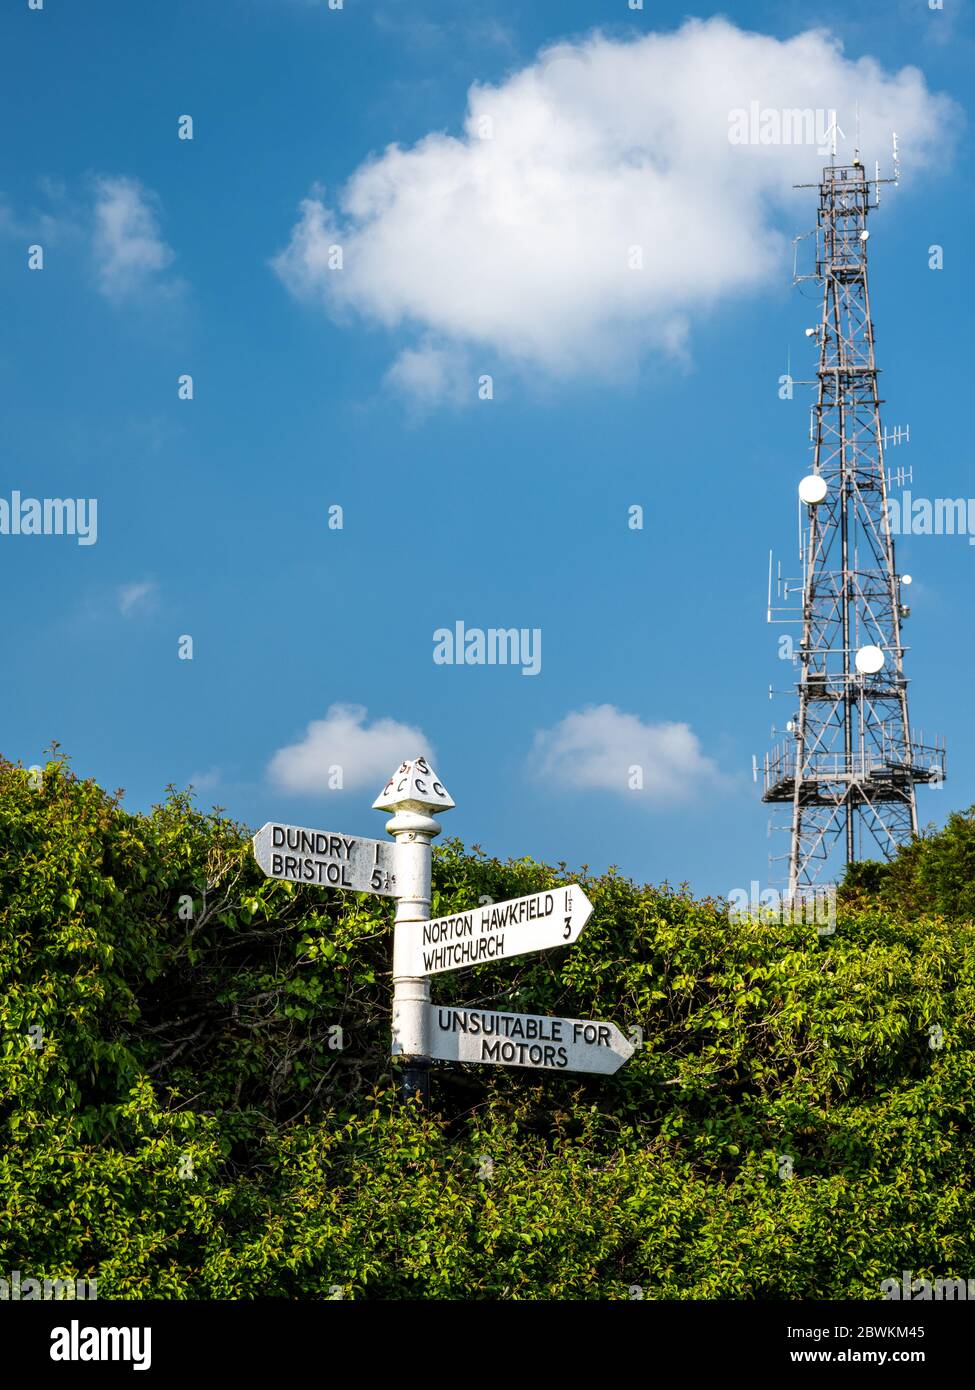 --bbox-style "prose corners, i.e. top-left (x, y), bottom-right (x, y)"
top-left (762, 155), bottom-right (946, 897)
